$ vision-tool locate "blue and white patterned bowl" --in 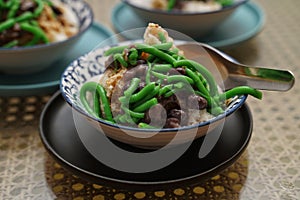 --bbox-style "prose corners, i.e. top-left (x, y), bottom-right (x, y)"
top-left (60, 40), bottom-right (247, 149)
top-left (0, 0), bottom-right (93, 74)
